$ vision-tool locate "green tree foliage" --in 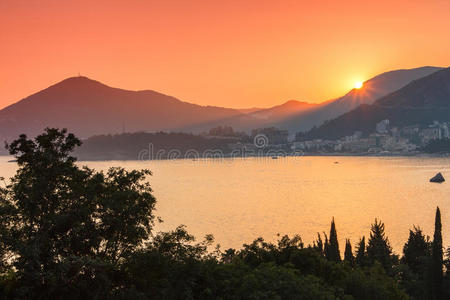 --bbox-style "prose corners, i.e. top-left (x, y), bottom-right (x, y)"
top-left (444, 247), bottom-right (450, 298)
top-left (121, 231), bottom-right (409, 299)
top-left (0, 128), bottom-right (156, 298)
top-left (399, 226), bottom-right (431, 299)
top-left (431, 207), bottom-right (443, 300)
top-left (0, 128), bottom-right (449, 299)
top-left (312, 232), bottom-right (324, 255)
top-left (77, 131), bottom-right (236, 160)
top-left (327, 218), bottom-right (341, 262)
top-left (367, 219), bottom-right (393, 272)
top-left (323, 232), bottom-right (330, 259)
top-left (355, 236), bottom-right (367, 267)
top-left (402, 226), bottom-right (430, 274)
top-left (344, 239), bottom-right (354, 265)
